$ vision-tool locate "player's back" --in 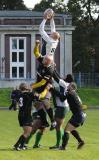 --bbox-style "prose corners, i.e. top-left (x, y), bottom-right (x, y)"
top-left (18, 92), bottom-right (34, 118)
top-left (66, 91), bottom-right (82, 115)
